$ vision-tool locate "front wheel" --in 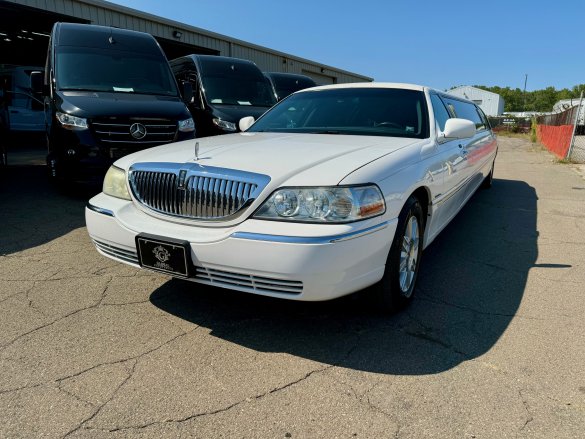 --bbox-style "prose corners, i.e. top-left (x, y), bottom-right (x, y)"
top-left (369, 195), bottom-right (424, 313)
top-left (481, 160), bottom-right (495, 189)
